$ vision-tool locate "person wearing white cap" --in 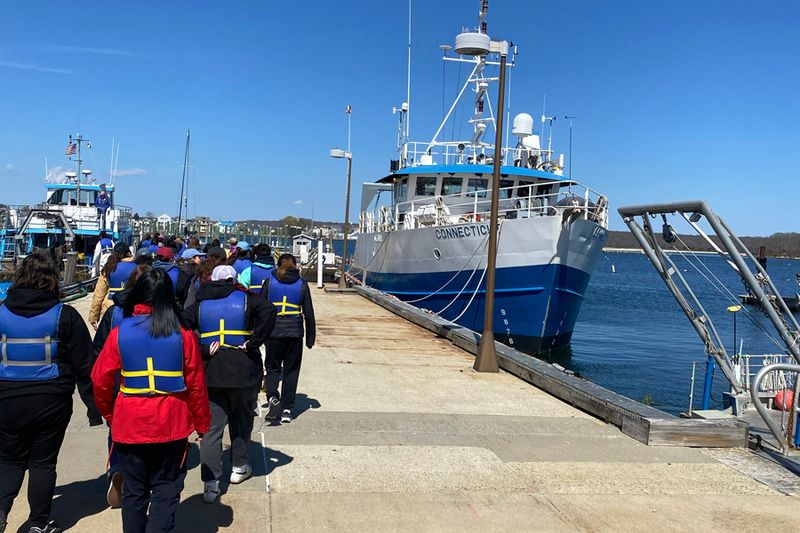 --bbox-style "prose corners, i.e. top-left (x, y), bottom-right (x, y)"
top-left (182, 265), bottom-right (276, 504)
